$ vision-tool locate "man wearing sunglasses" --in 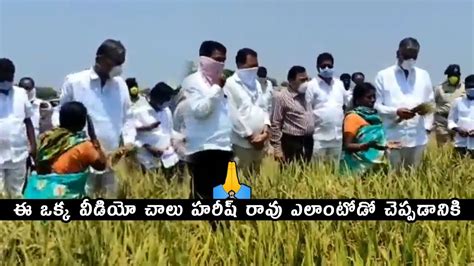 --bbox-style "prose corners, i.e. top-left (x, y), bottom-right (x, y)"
top-left (306, 52), bottom-right (347, 167)
top-left (374, 37), bottom-right (434, 172)
top-left (53, 39), bottom-right (136, 198)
